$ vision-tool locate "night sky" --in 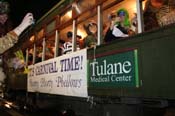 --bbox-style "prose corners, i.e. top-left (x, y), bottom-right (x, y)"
top-left (6, 0), bottom-right (60, 27)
